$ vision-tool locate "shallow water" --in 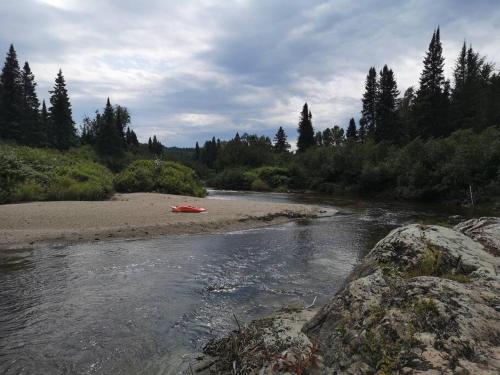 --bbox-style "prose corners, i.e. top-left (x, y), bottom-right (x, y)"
top-left (0, 191), bottom-right (463, 374)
